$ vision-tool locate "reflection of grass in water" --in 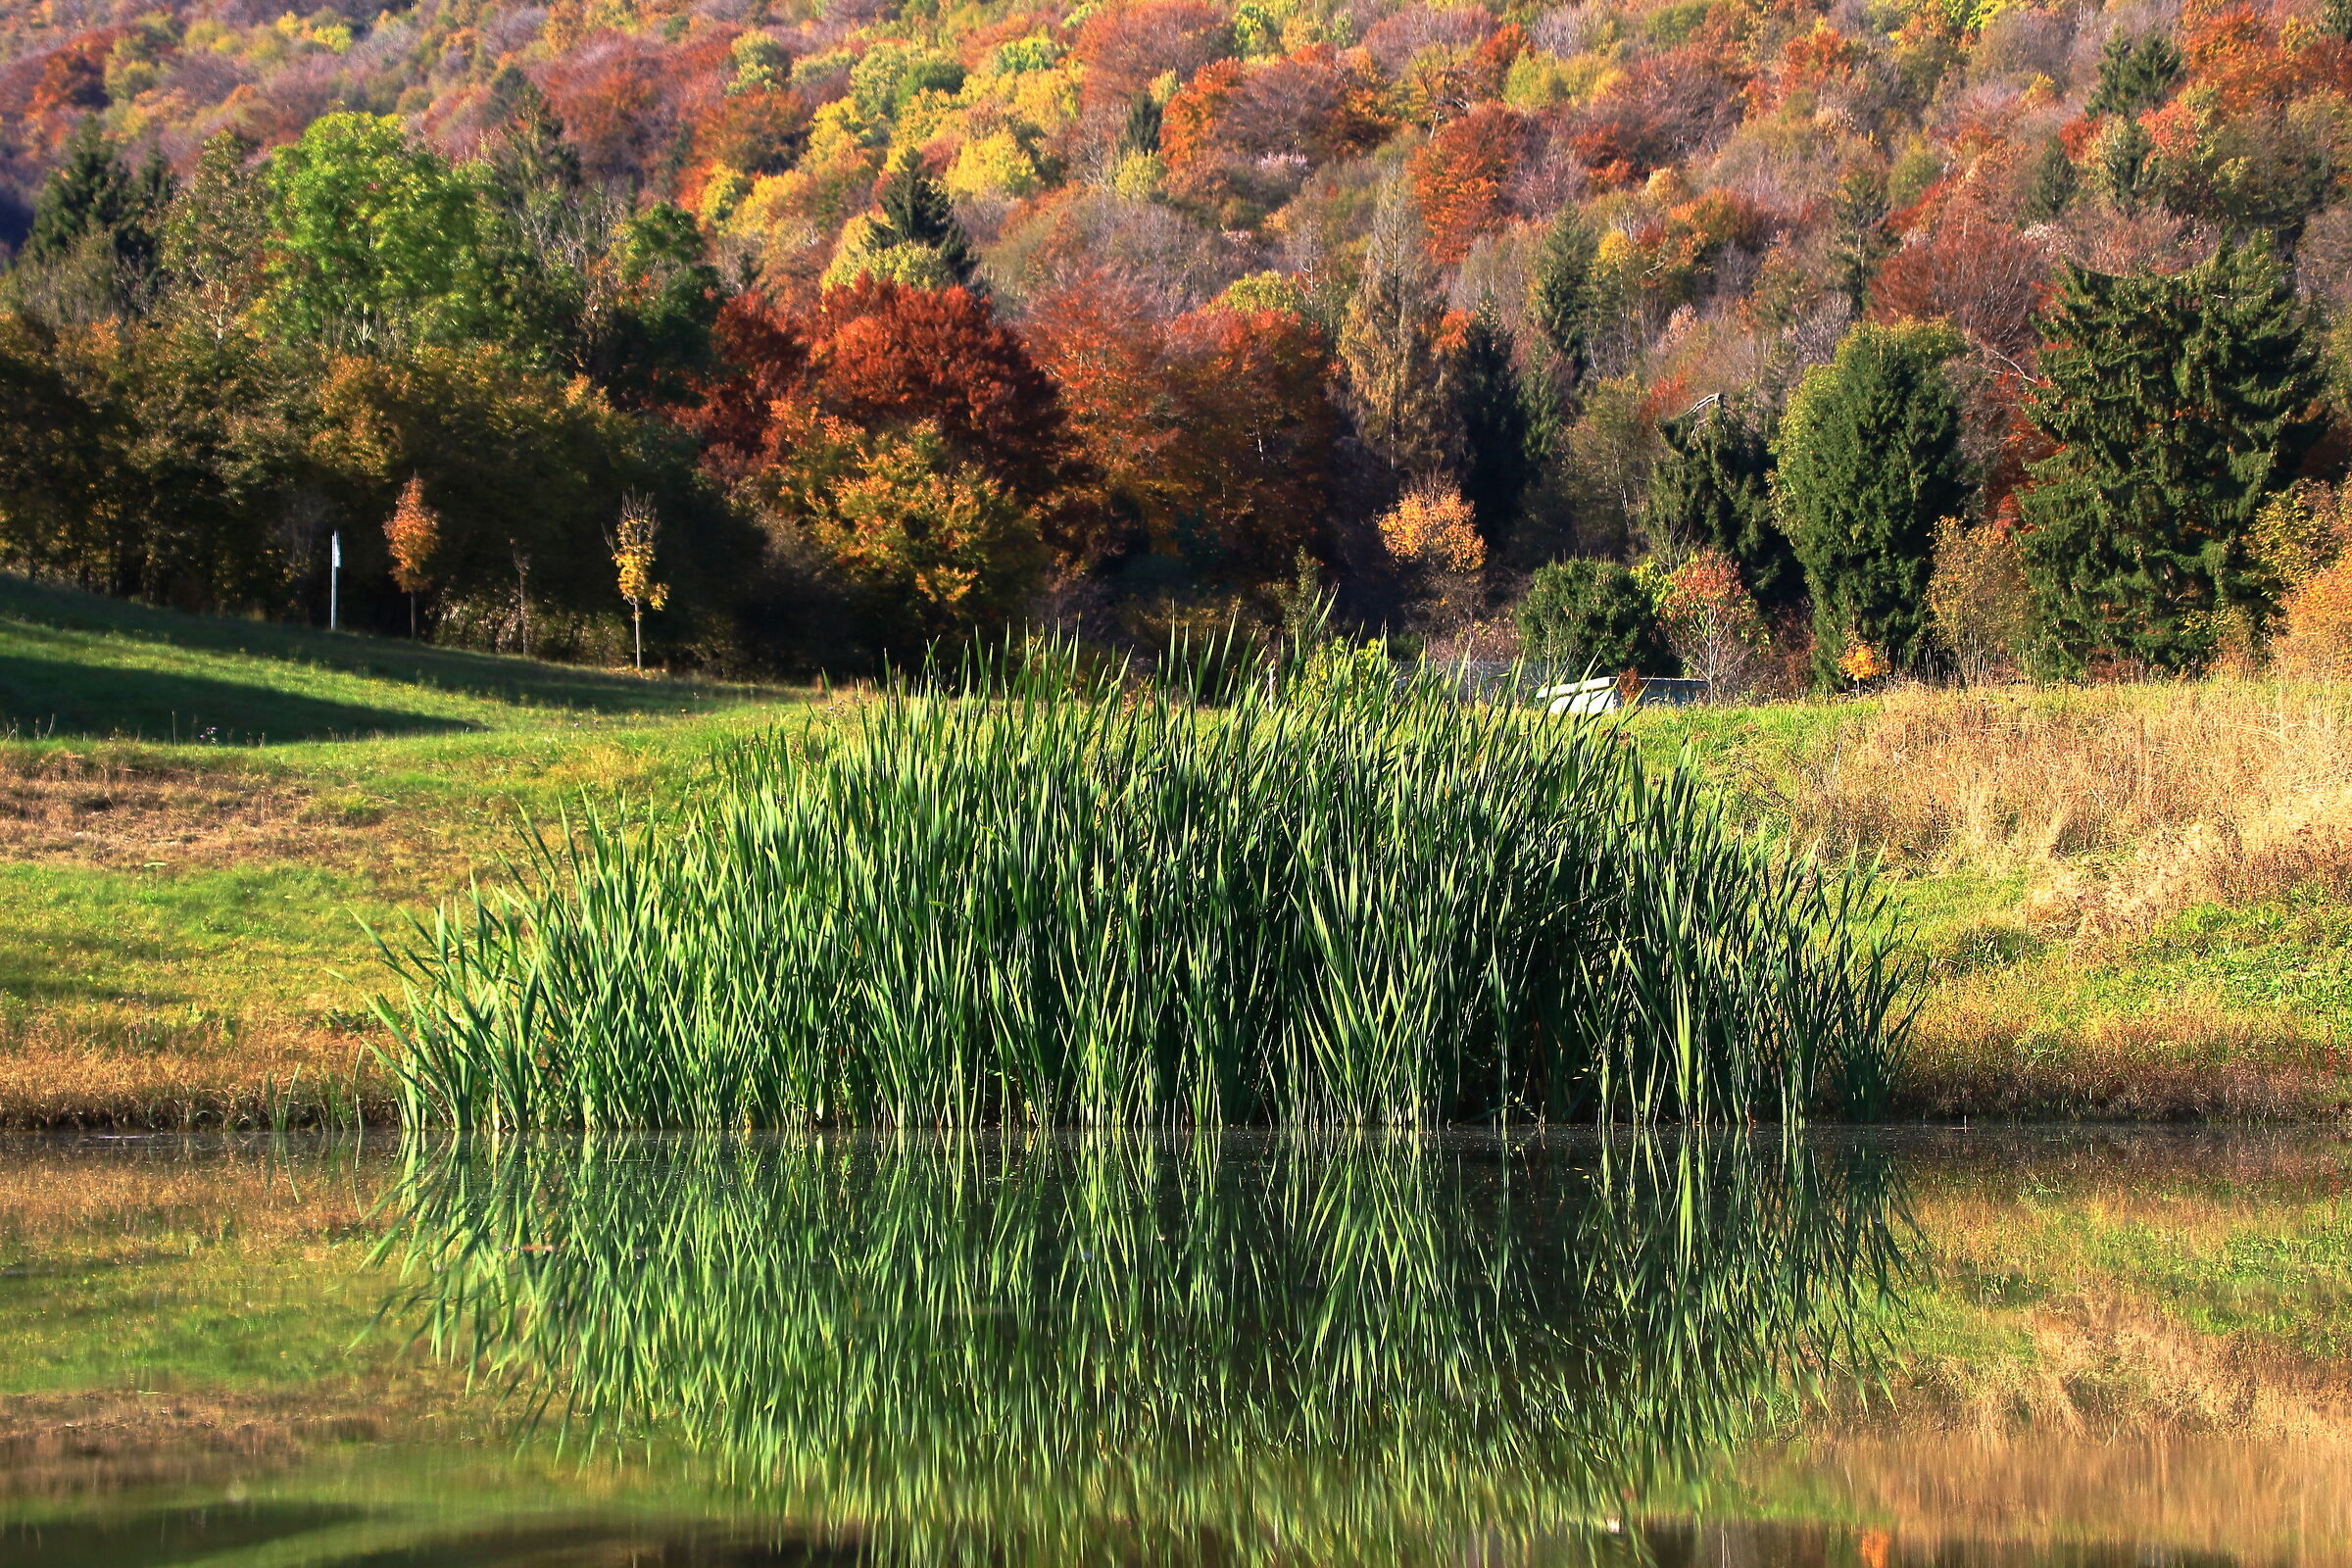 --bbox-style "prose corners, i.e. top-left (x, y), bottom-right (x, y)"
top-left (381, 645), bottom-right (1914, 1130)
top-left (382, 1133), bottom-right (1908, 1565)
